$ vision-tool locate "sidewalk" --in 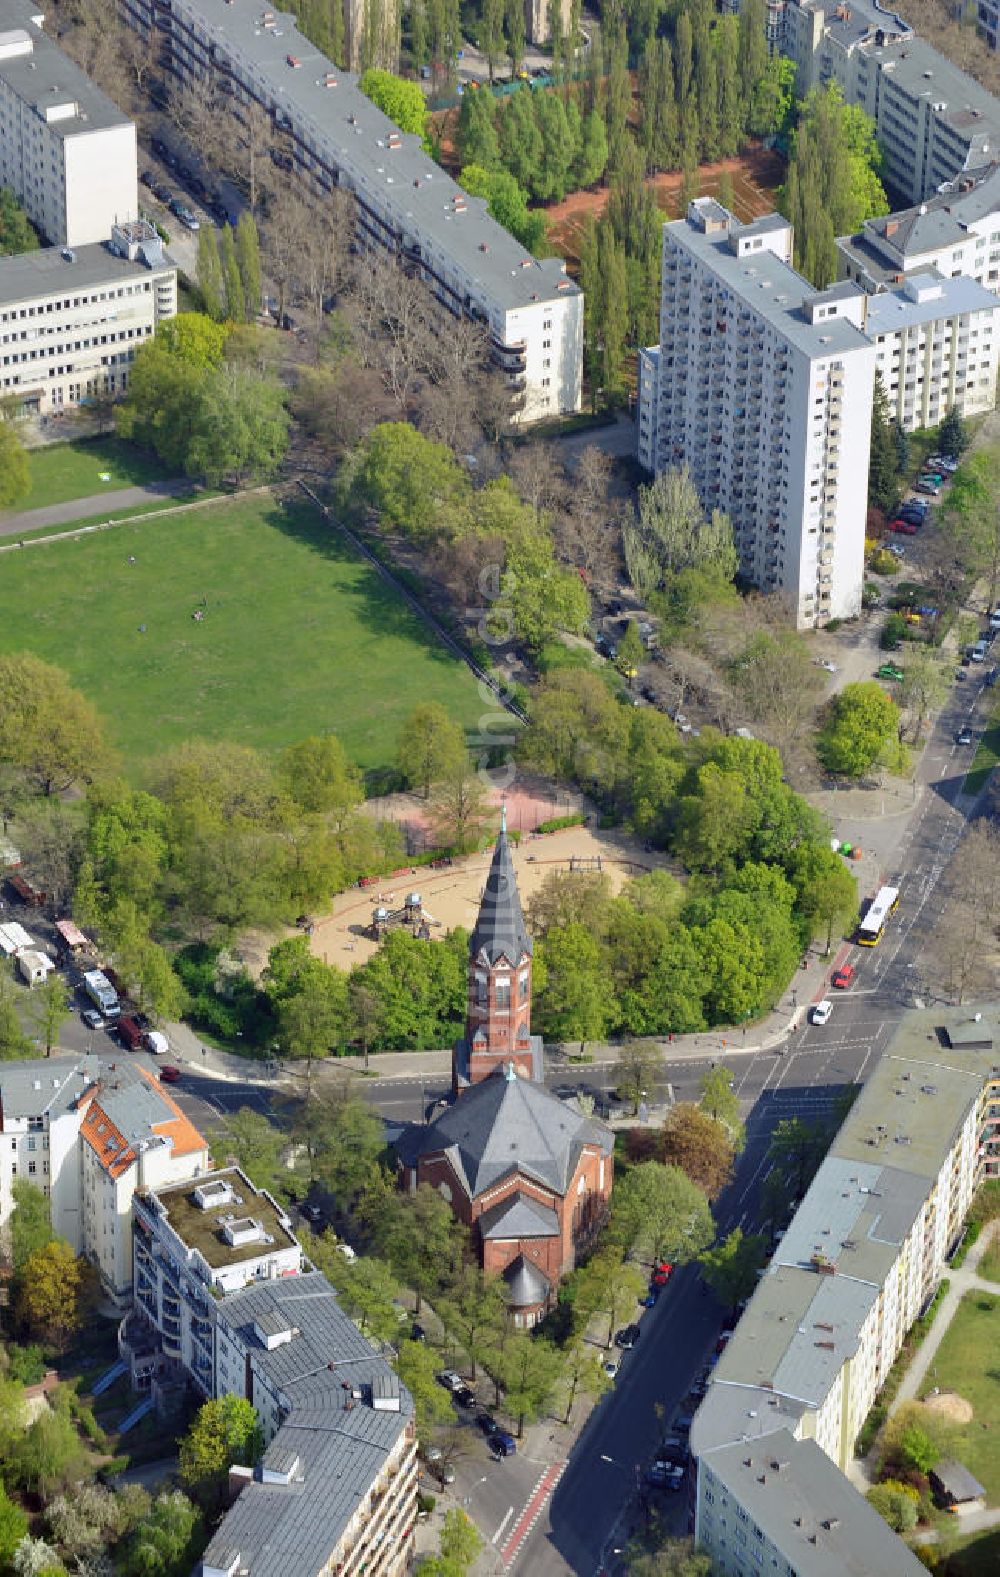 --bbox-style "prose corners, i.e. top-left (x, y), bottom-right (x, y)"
top-left (890, 1221), bottom-right (1000, 1416)
top-left (0, 479), bottom-right (192, 539)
